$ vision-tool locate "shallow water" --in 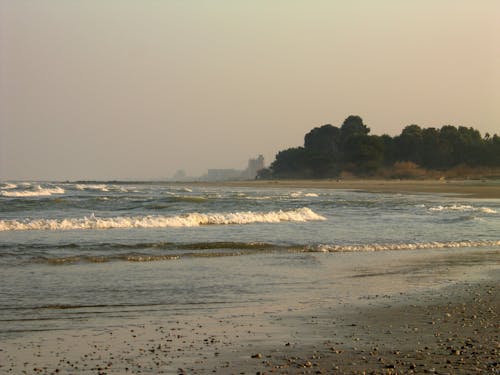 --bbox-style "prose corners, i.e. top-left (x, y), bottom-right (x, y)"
top-left (1, 181), bottom-right (499, 337)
